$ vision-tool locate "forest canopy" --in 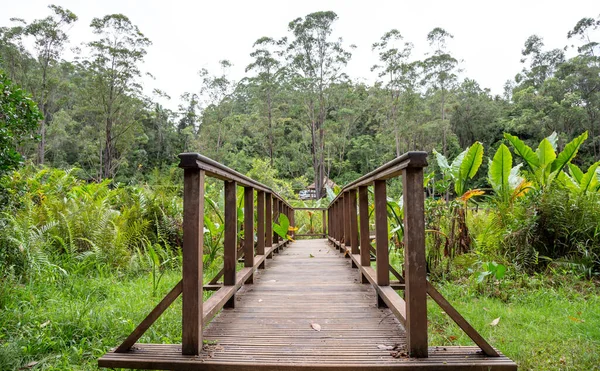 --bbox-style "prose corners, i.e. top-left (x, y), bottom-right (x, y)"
top-left (0, 6), bottom-right (599, 196)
